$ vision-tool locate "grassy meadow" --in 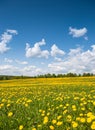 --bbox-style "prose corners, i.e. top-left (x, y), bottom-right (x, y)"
top-left (0, 77), bottom-right (95, 130)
